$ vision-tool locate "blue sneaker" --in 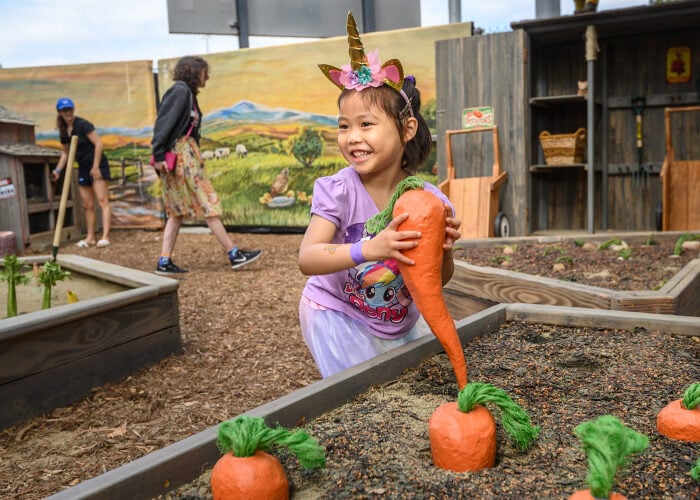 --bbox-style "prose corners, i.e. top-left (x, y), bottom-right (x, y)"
top-left (156, 259), bottom-right (189, 276)
top-left (229, 249), bottom-right (262, 269)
